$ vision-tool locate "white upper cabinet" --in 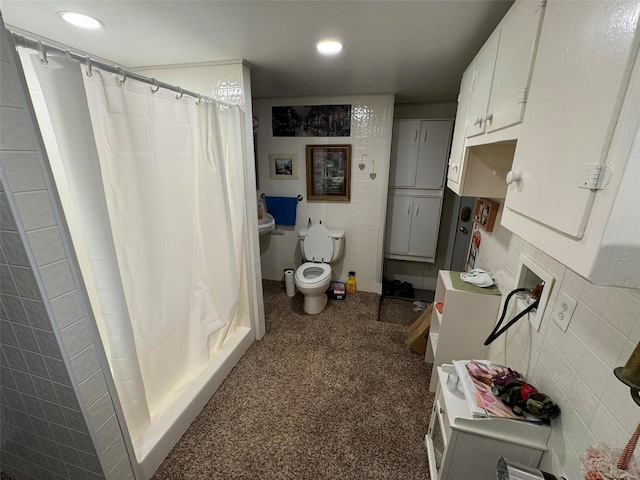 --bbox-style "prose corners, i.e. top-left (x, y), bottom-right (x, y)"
top-left (389, 120), bottom-right (452, 189)
top-left (447, 64), bottom-right (474, 190)
top-left (502, 0), bottom-right (640, 287)
top-left (466, 0), bottom-right (545, 141)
